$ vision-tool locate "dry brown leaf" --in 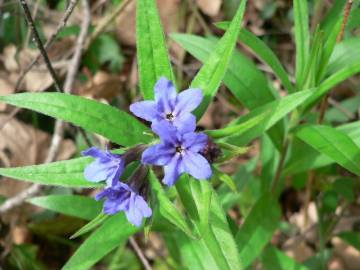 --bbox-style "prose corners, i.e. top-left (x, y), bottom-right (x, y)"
top-left (116, 0), bottom-right (181, 46)
top-left (196, 0), bottom-right (222, 17)
top-left (79, 71), bottom-right (124, 101)
top-left (0, 115), bottom-right (76, 198)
